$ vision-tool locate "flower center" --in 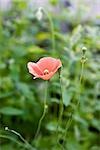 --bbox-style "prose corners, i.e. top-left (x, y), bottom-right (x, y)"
top-left (44, 69), bottom-right (49, 75)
